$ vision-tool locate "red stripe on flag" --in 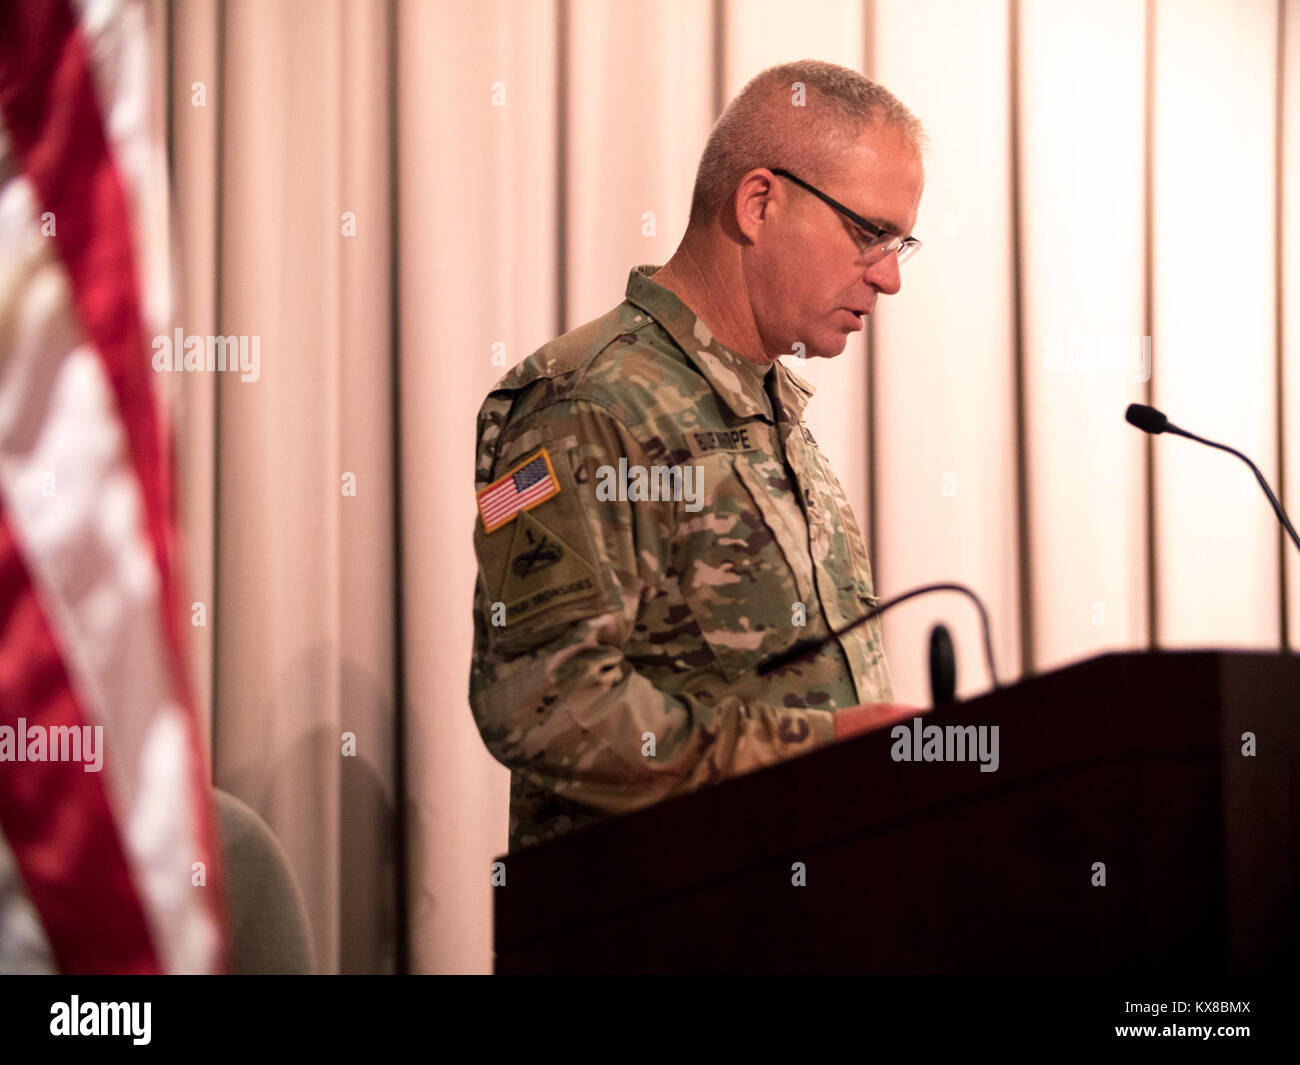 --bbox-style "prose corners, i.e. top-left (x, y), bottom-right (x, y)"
top-left (0, 0), bottom-right (228, 969)
top-left (0, 506), bottom-right (161, 973)
top-left (482, 481), bottom-right (553, 522)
